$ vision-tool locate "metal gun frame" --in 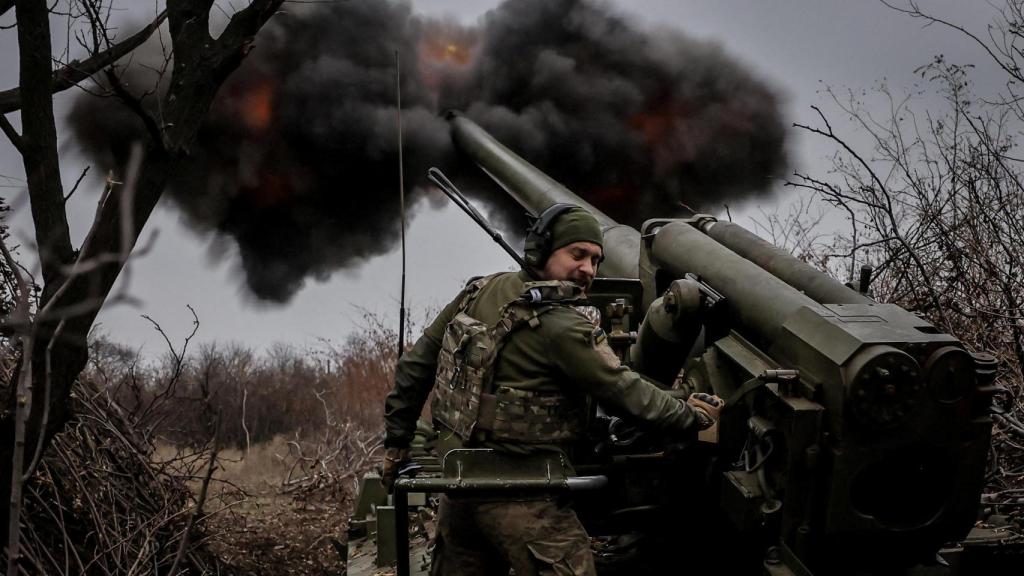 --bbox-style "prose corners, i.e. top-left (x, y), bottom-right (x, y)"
top-left (348, 112), bottom-right (1001, 576)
